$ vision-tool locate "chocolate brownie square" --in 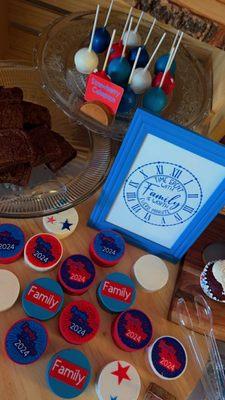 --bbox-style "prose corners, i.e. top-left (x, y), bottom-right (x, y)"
top-left (22, 101), bottom-right (51, 129)
top-left (46, 131), bottom-right (77, 172)
top-left (0, 163), bottom-right (32, 186)
top-left (0, 87), bottom-right (23, 102)
top-left (0, 129), bottom-right (34, 167)
top-left (25, 125), bottom-right (62, 167)
top-left (0, 102), bottom-right (23, 129)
